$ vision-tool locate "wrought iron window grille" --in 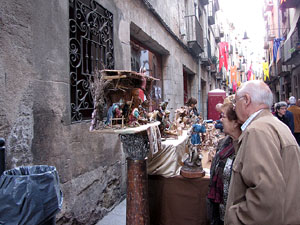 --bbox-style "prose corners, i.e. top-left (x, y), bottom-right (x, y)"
top-left (69, 0), bottom-right (114, 123)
